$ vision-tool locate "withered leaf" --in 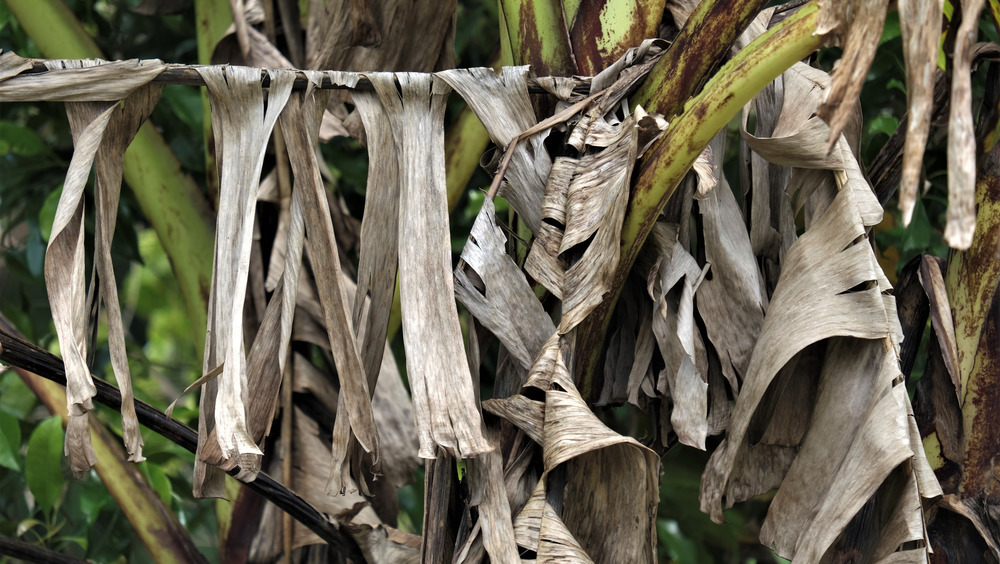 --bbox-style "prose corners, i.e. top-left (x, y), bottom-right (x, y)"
top-left (373, 72), bottom-right (490, 459)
